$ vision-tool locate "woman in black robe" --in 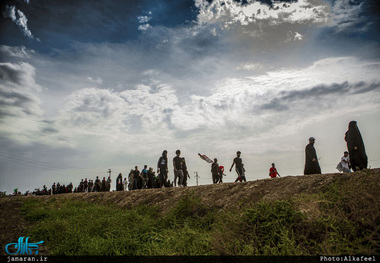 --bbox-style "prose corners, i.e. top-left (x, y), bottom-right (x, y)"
top-left (304, 137), bottom-right (321, 175)
top-left (116, 173), bottom-right (123, 191)
top-left (345, 121), bottom-right (368, 171)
